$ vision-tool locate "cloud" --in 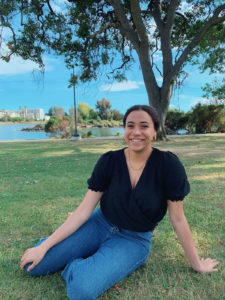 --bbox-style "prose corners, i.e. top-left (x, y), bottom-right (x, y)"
top-left (0, 54), bottom-right (54, 76)
top-left (99, 80), bottom-right (143, 92)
